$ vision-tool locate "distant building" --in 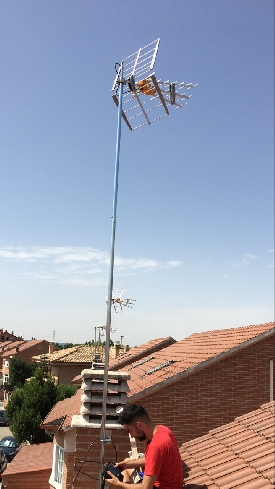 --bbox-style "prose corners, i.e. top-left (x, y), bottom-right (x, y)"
top-left (0, 329), bottom-right (20, 343)
top-left (1, 339), bottom-right (51, 405)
